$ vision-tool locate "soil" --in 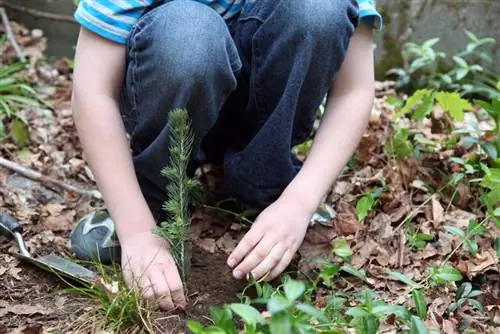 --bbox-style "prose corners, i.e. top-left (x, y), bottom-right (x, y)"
top-left (0, 241), bottom-right (246, 333)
